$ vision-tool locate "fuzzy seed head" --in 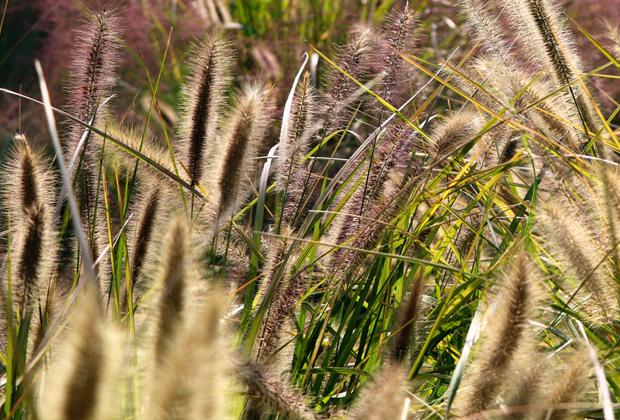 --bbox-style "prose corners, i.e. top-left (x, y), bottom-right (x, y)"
top-left (349, 364), bottom-right (410, 420)
top-left (277, 74), bottom-right (319, 227)
top-left (147, 290), bottom-right (237, 420)
top-left (242, 362), bottom-right (315, 420)
top-left (42, 286), bottom-right (120, 420)
top-left (152, 215), bottom-right (191, 362)
top-left (206, 82), bottom-right (275, 228)
top-left (538, 200), bottom-right (619, 324)
top-left (374, 6), bottom-right (417, 116)
top-left (429, 110), bottom-right (485, 160)
top-left (454, 253), bottom-right (541, 417)
top-left (65, 7), bottom-right (121, 160)
top-left (178, 33), bottom-right (234, 187)
top-left (2, 140), bottom-right (58, 321)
